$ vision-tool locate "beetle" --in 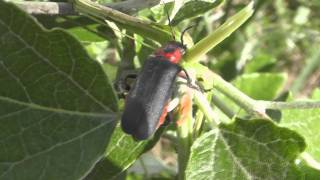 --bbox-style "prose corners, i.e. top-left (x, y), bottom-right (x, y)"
top-left (121, 41), bottom-right (188, 140)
